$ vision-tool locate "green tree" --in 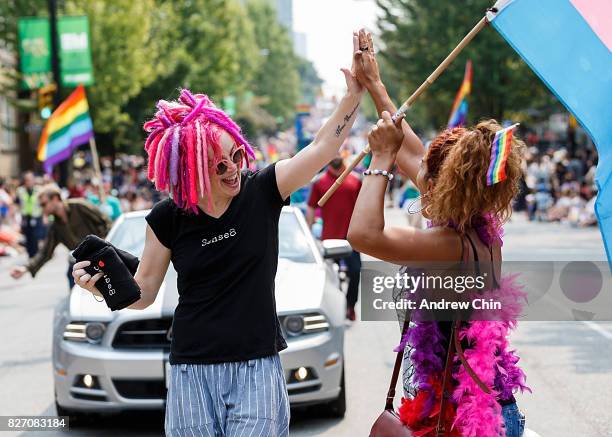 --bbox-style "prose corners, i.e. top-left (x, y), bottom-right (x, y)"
top-left (2, 0), bottom-right (299, 155)
top-left (171, 0), bottom-right (257, 99)
top-left (247, 0), bottom-right (300, 127)
top-left (376, 0), bottom-right (561, 131)
top-left (296, 57), bottom-right (322, 105)
top-left (60, 0), bottom-right (172, 152)
top-left (121, 0), bottom-right (259, 152)
top-left (0, 1), bottom-right (54, 171)
top-left (0, 0), bottom-right (47, 113)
